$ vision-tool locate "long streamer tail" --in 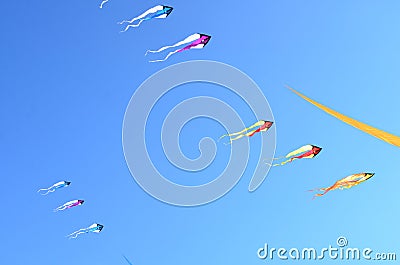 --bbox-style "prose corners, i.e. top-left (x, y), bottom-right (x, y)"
top-left (149, 50), bottom-right (179, 63)
top-left (67, 231), bottom-right (86, 239)
top-left (99, 0), bottom-right (109, 8)
top-left (37, 188), bottom-right (53, 195)
top-left (120, 20), bottom-right (144, 32)
top-left (146, 33), bottom-right (200, 55)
